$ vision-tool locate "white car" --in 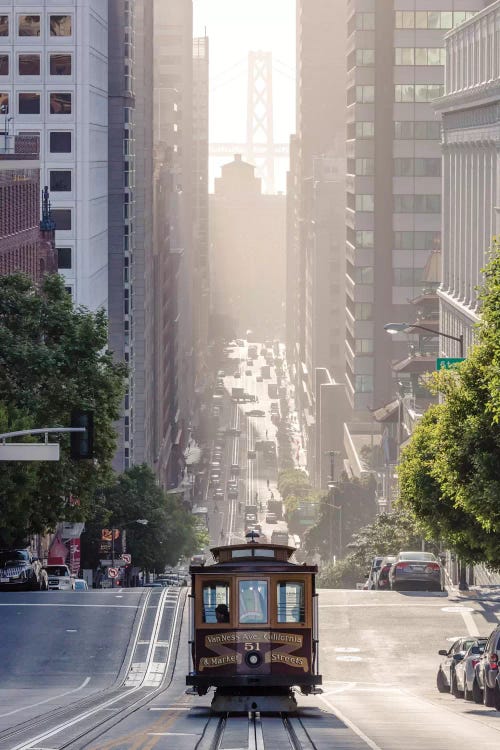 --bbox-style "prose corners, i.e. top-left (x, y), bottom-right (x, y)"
top-left (45, 564), bottom-right (74, 591)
